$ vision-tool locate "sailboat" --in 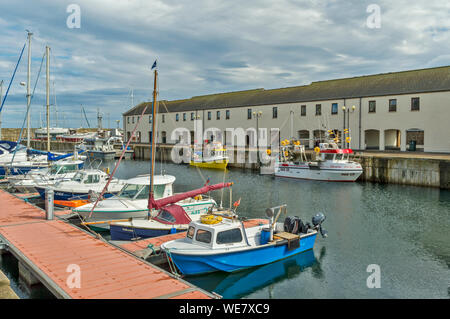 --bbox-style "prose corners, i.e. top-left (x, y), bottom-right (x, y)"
top-left (0, 44), bottom-right (81, 177)
top-left (190, 140), bottom-right (229, 170)
top-left (102, 64), bottom-right (229, 240)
